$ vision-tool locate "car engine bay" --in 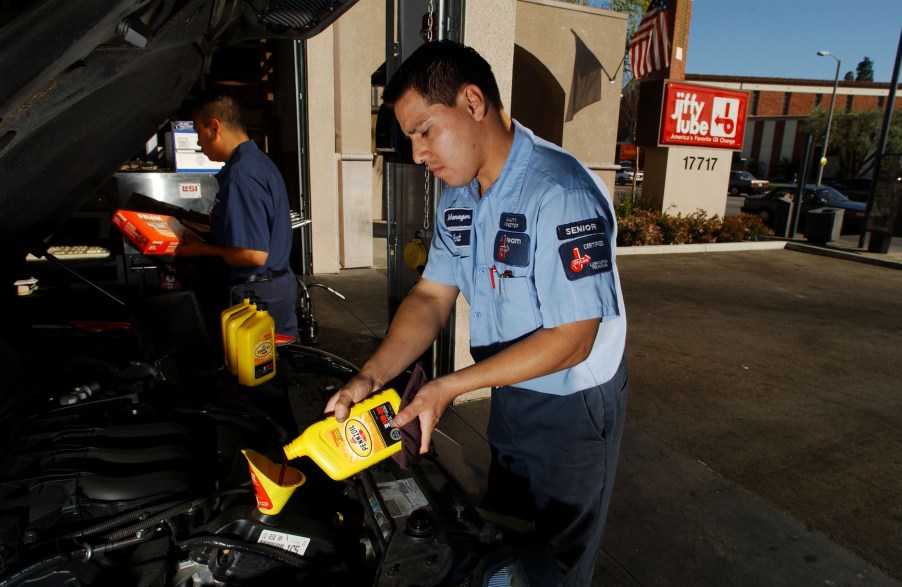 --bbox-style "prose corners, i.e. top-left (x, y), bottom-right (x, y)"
top-left (0, 290), bottom-right (501, 586)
